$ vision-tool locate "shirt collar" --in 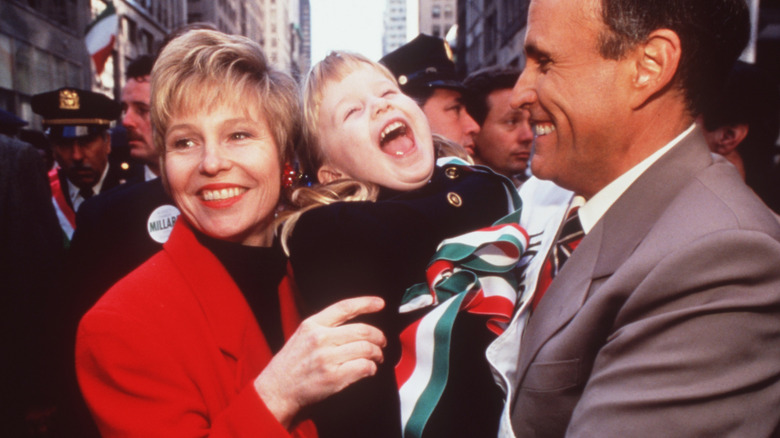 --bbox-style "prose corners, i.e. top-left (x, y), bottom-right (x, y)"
top-left (144, 165), bottom-right (157, 182)
top-left (578, 123), bottom-right (696, 234)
